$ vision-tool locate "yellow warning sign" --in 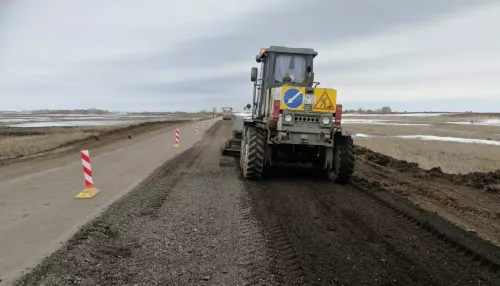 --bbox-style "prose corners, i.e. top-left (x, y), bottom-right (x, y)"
top-left (313, 88), bottom-right (337, 113)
